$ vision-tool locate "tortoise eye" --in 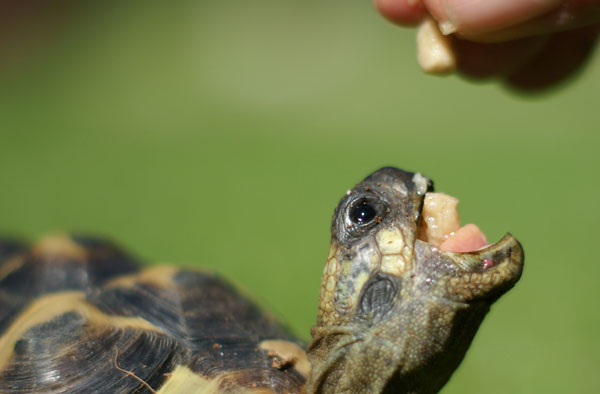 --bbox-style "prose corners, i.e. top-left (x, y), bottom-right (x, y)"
top-left (349, 202), bottom-right (377, 224)
top-left (336, 195), bottom-right (389, 244)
